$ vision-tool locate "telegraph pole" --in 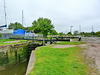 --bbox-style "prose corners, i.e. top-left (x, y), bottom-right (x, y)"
top-left (70, 26), bottom-right (73, 35)
top-left (92, 25), bottom-right (94, 37)
top-left (79, 25), bottom-right (81, 36)
top-left (4, 0), bottom-right (7, 28)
